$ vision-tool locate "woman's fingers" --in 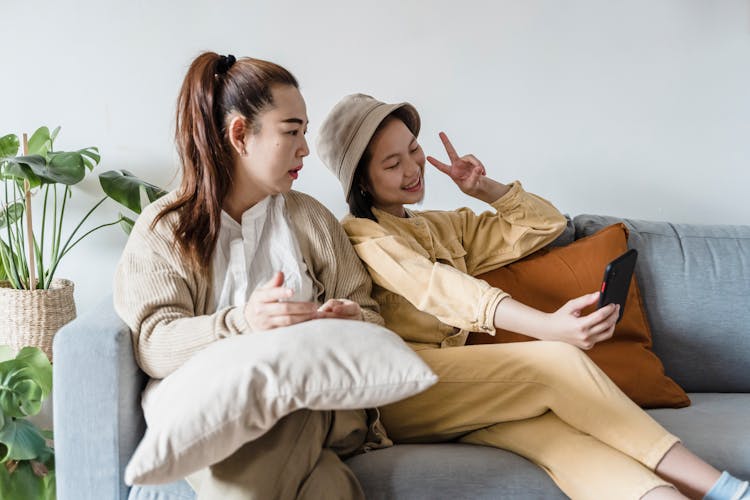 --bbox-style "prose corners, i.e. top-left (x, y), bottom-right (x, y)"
top-left (265, 312), bottom-right (319, 328)
top-left (251, 301), bottom-right (319, 330)
top-left (575, 305), bottom-right (618, 348)
top-left (427, 155), bottom-right (451, 175)
top-left (562, 291), bottom-right (600, 314)
top-left (432, 133), bottom-right (487, 183)
top-left (255, 286), bottom-right (294, 303)
top-left (317, 299), bottom-right (361, 319)
top-left (438, 131), bottom-right (459, 162)
top-left (333, 300), bottom-right (360, 317)
top-left (262, 301), bottom-right (319, 316)
top-left (251, 271), bottom-right (293, 302)
top-left (246, 271), bottom-right (318, 331)
top-left (581, 304), bottom-right (618, 330)
top-left (463, 154), bottom-right (487, 175)
top-left (587, 312), bottom-right (618, 337)
top-left (261, 271), bottom-right (285, 289)
top-left (317, 299), bottom-right (340, 312)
